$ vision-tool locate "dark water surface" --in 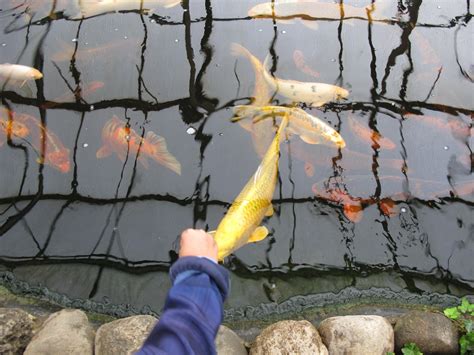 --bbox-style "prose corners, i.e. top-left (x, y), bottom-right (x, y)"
top-left (0, 0), bottom-right (472, 319)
